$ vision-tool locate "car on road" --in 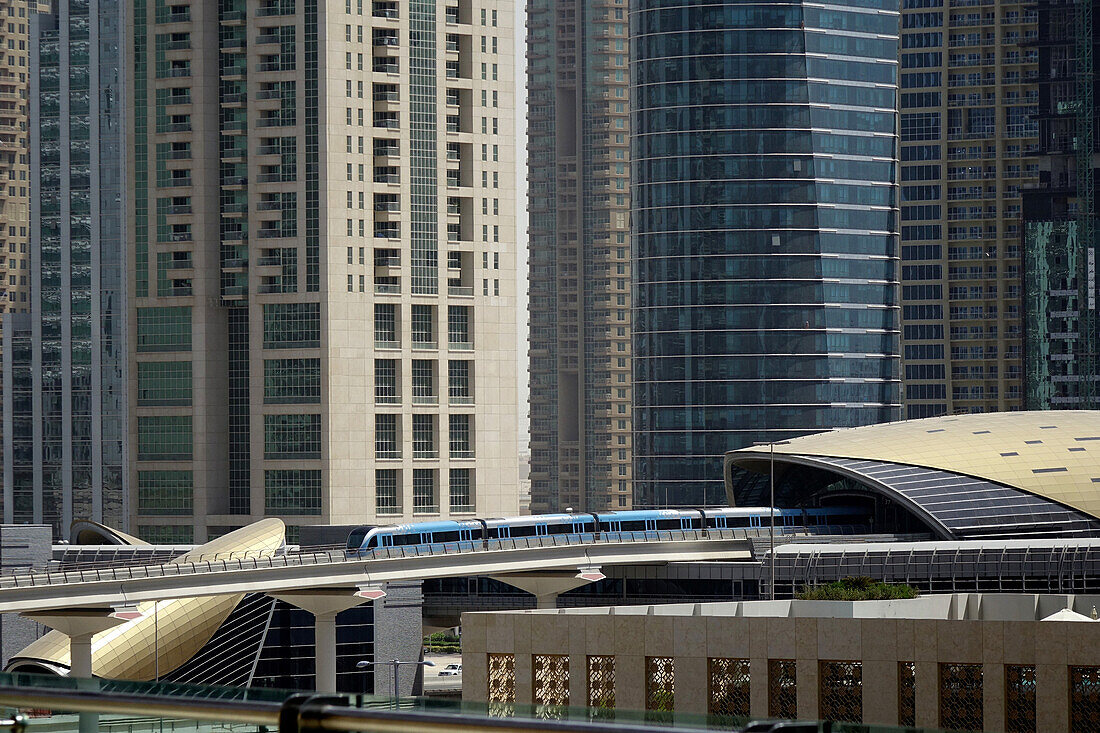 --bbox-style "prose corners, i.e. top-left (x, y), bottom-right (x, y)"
top-left (437, 664), bottom-right (462, 676)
